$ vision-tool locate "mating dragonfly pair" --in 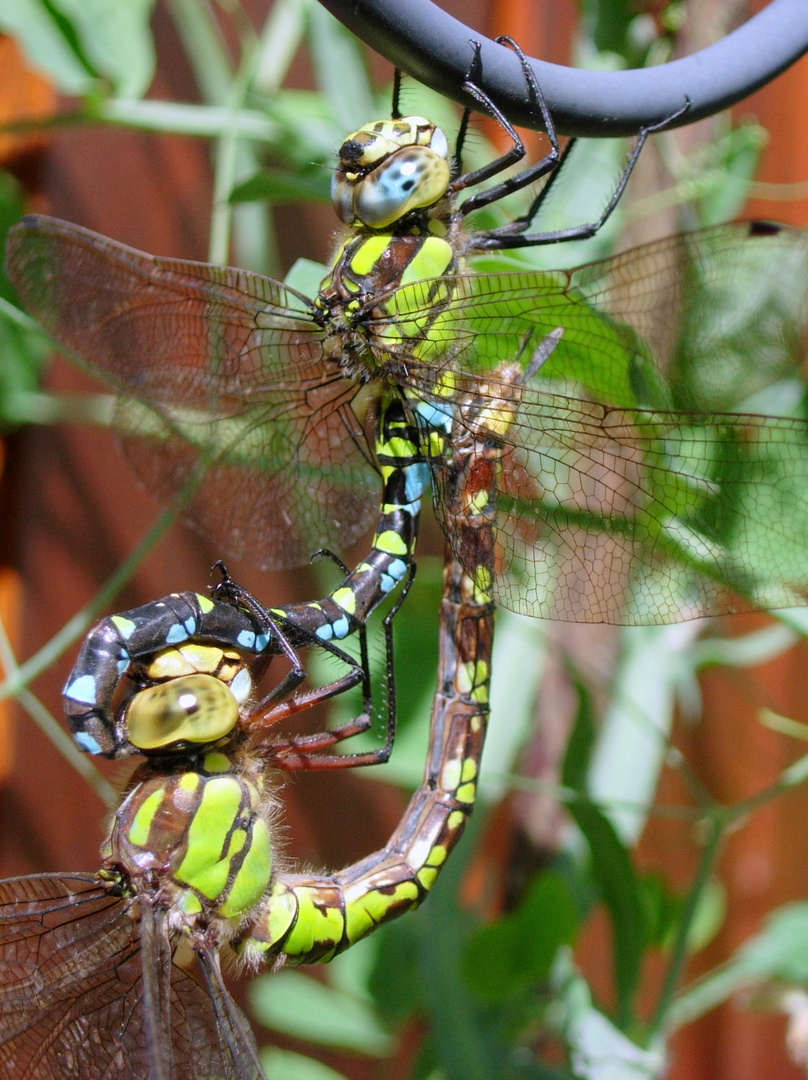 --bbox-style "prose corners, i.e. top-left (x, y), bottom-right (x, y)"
top-left (4, 36), bottom-right (808, 1079)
